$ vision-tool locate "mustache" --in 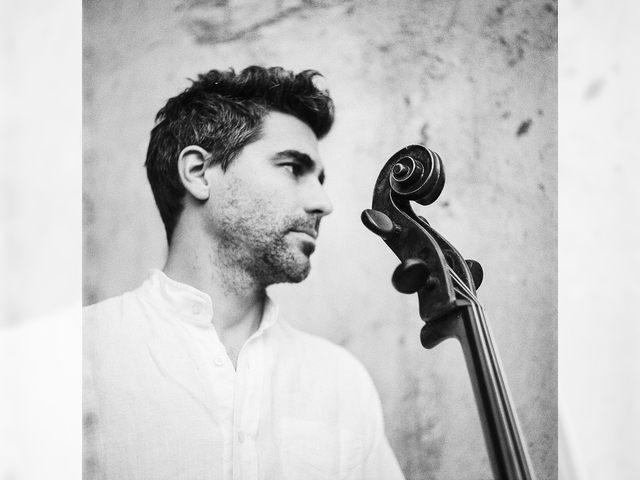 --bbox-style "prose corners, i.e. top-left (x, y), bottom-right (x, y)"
top-left (286, 216), bottom-right (322, 239)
